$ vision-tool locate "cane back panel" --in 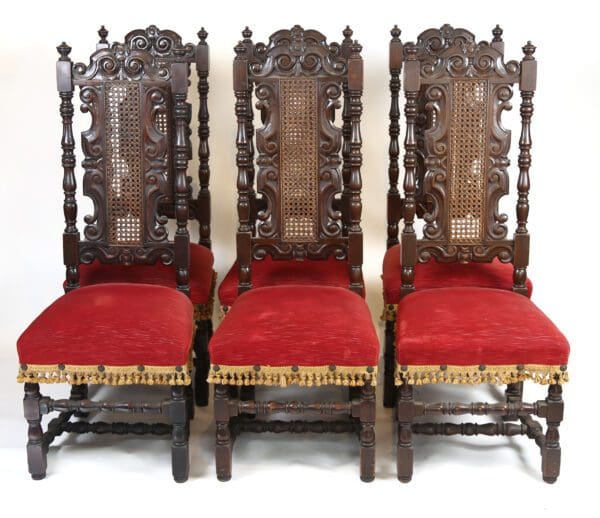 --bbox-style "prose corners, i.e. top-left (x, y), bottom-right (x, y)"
top-left (408, 37), bottom-right (521, 264)
top-left (61, 43), bottom-right (190, 269)
top-left (237, 25), bottom-right (362, 261)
